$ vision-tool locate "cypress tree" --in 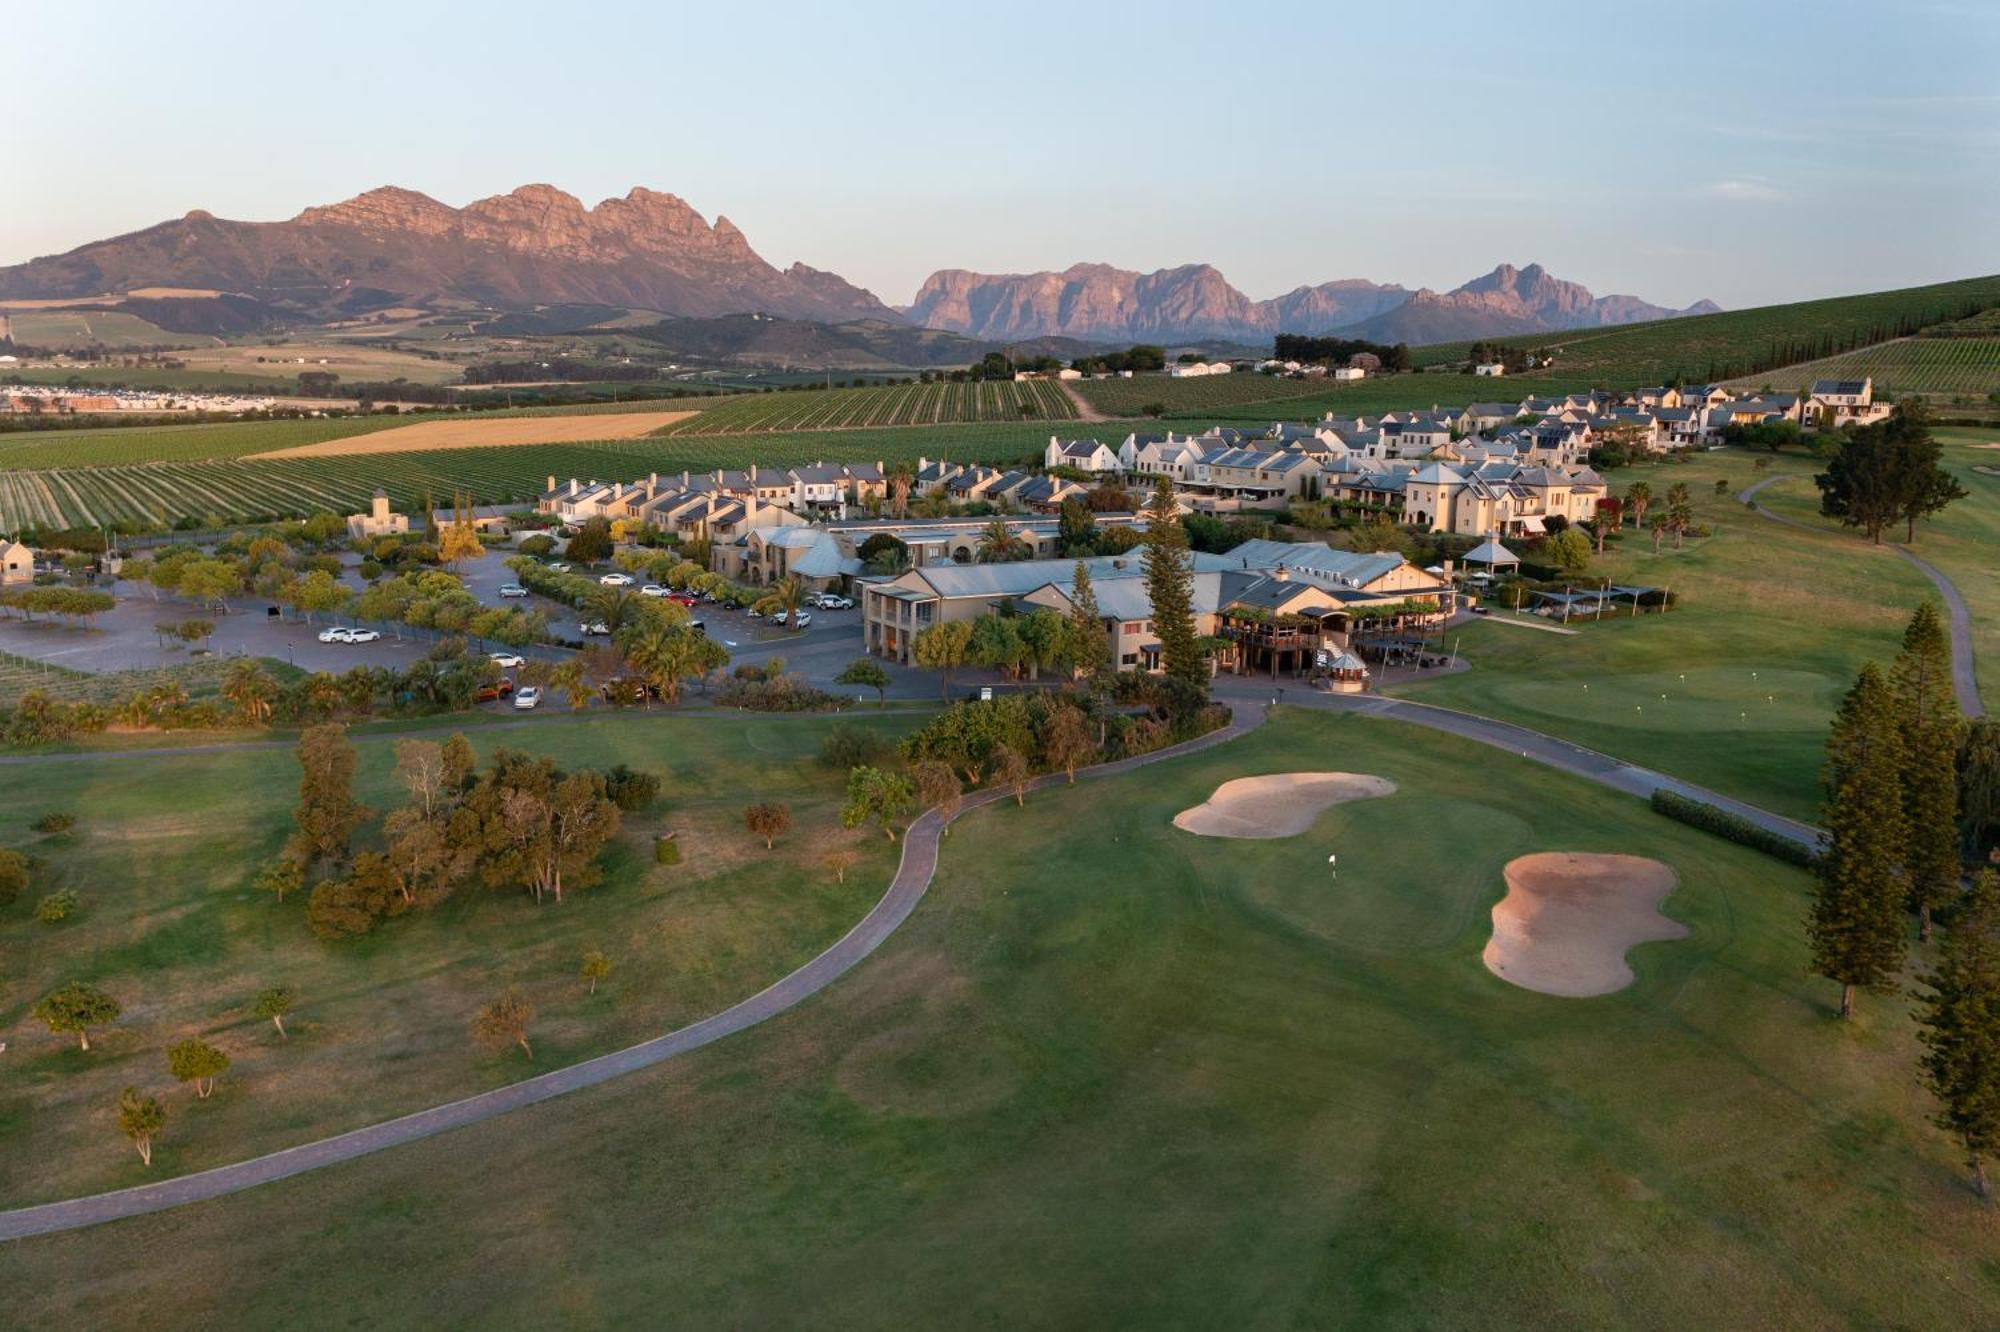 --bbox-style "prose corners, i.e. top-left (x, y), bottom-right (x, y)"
top-left (1068, 559), bottom-right (1110, 679)
top-left (1914, 871), bottom-right (2000, 1199)
top-left (1141, 477), bottom-right (1204, 690)
top-left (1810, 663), bottom-right (1910, 1019)
top-left (1894, 601), bottom-right (1965, 941)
